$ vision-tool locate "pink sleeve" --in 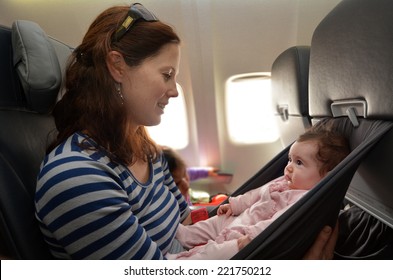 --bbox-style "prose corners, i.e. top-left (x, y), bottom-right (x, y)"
top-left (166, 239), bottom-right (239, 260)
top-left (243, 190), bottom-right (308, 240)
top-left (229, 184), bottom-right (269, 215)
